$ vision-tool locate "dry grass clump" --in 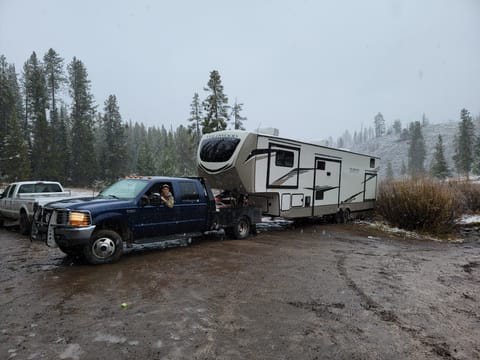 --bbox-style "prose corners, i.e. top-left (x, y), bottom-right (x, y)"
top-left (449, 180), bottom-right (480, 213)
top-left (376, 178), bottom-right (464, 235)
